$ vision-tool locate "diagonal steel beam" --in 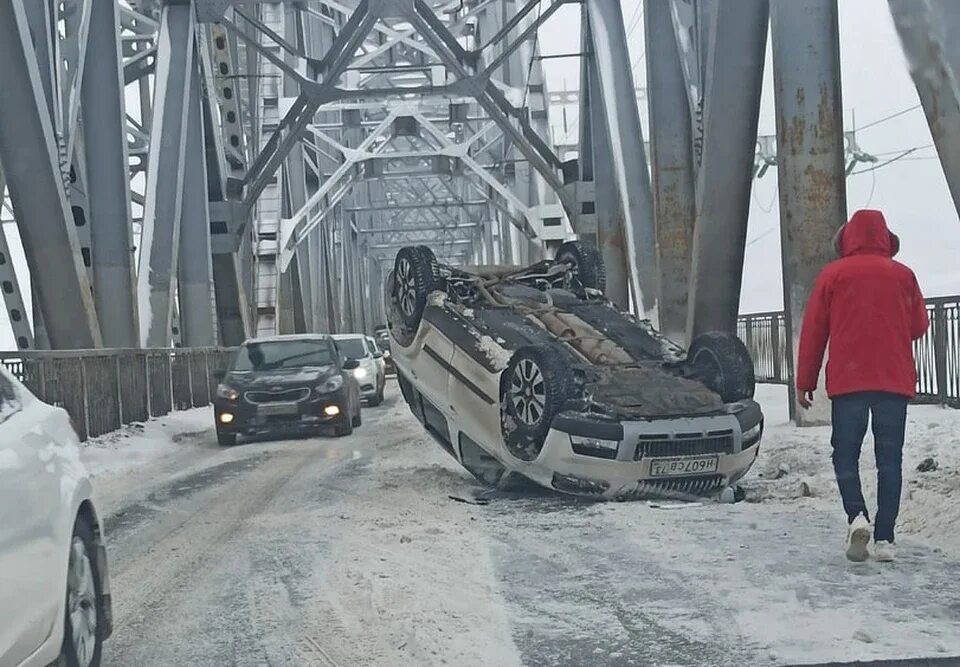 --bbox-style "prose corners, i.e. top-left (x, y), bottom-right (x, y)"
top-left (137, 3), bottom-right (195, 346)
